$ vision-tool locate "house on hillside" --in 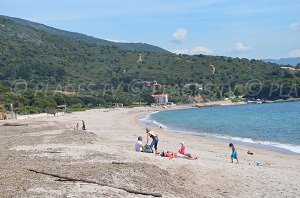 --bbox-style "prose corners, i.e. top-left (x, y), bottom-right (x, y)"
top-left (152, 94), bottom-right (168, 105)
top-left (144, 81), bottom-right (158, 87)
